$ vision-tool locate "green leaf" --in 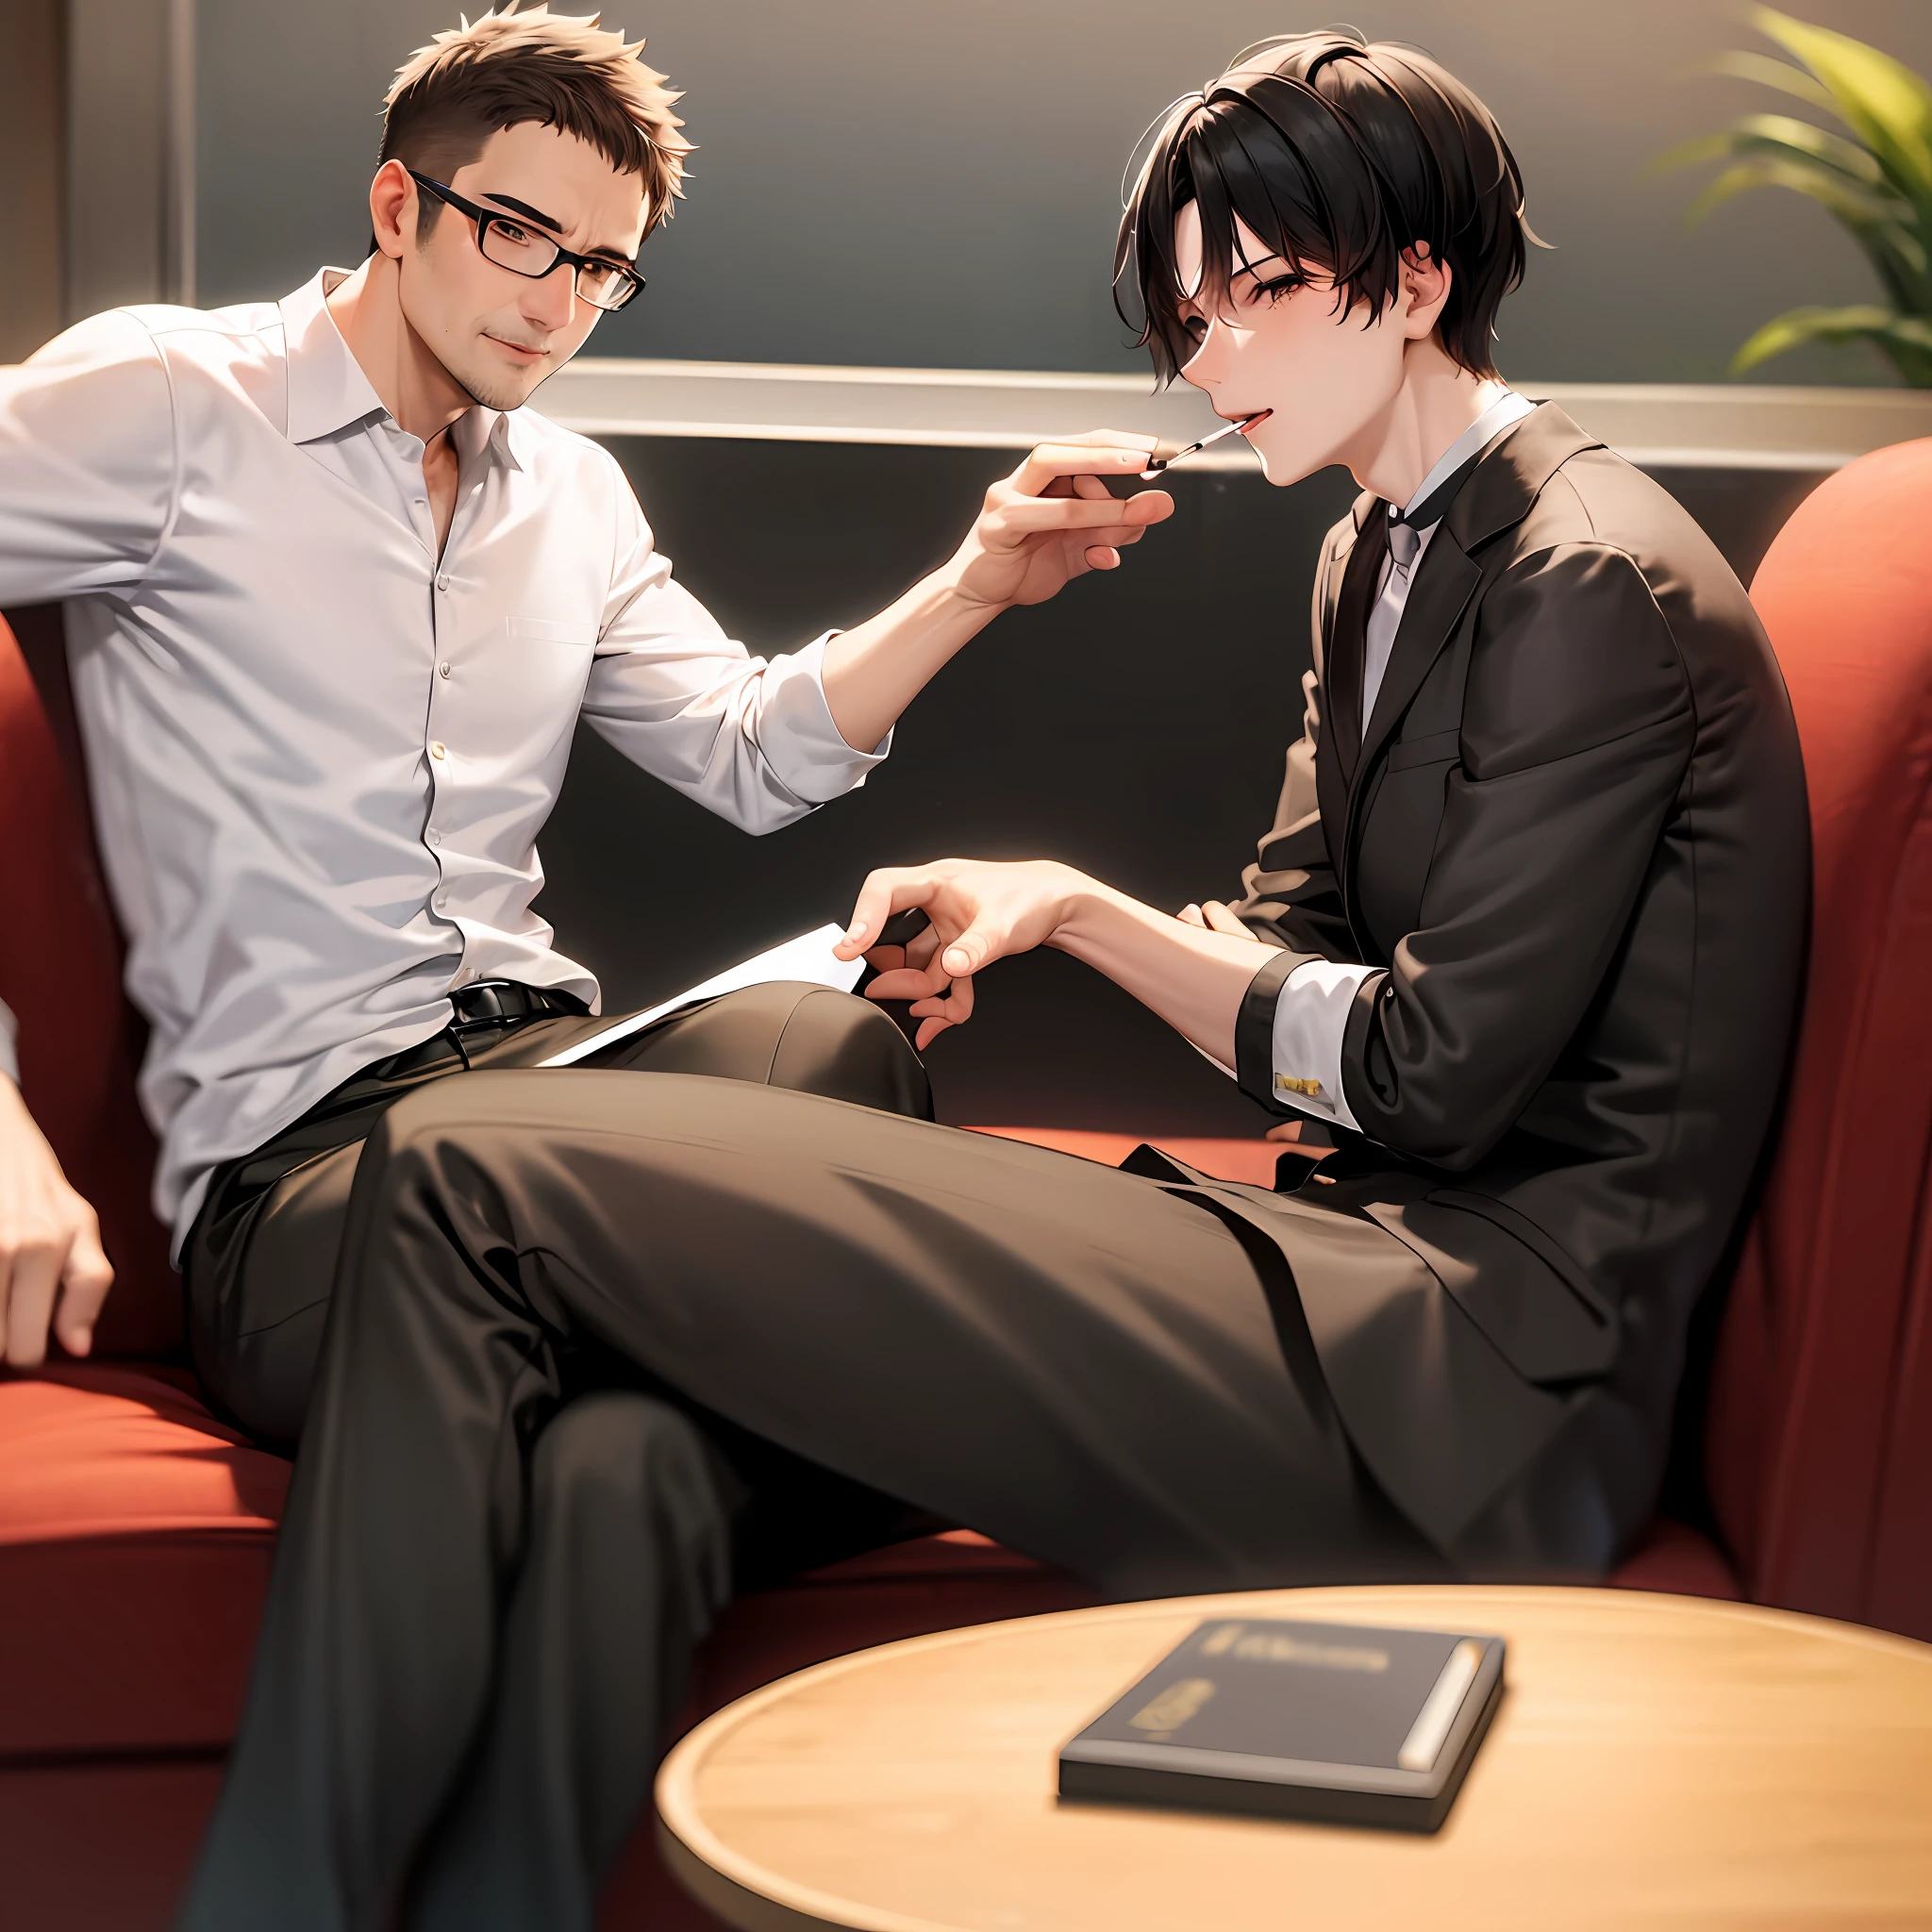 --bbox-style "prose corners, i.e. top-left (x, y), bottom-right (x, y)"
top-left (1678, 49), bottom-right (1836, 116)
top-left (1652, 131), bottom-right (1742, 175)
top-left (1731, 302), bottom-right (1932, 383)
top-left (1685, 157), bottom-right (1928, 312)
top-left (1684, 156), bottom-right (1922, 284)
top-left (1724, 112), bottom-right (1889, 189)
top-left (1750, 8), bottom-right (1932, 205)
